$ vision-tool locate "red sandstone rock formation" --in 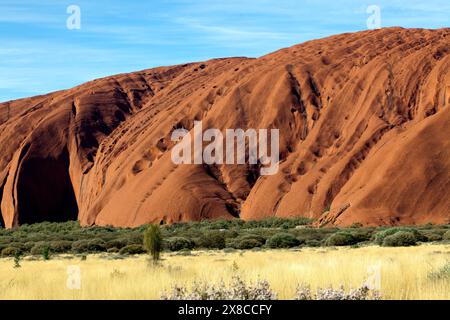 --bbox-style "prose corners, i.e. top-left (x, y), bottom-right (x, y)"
top-left (0, 28), bottom-right (449, 228)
